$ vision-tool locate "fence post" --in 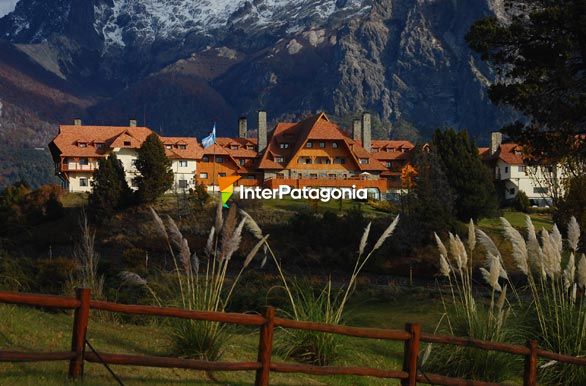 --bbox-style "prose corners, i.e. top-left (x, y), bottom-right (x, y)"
top-left (401, 323), bottom-right (421, 386)
top-left (523, 340), bottom-right (538, 386)
top-left (255, 306), bottom-right (275, 386)
top-left (69, 288), bottom-right (91, 379)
